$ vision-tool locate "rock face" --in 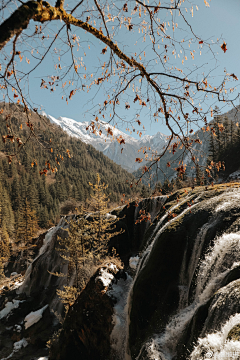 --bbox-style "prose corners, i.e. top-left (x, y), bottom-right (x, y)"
top-left (5, 231), bottom-right (48, 276)
top-left (110, 196), bottom-right (166, 264)
top-left (49, 263), bottom-right (121, 360)
top-left (18, 220), bottom-right (69, 313)
top-left (0, 220), bottom-right (69, 360)
top-left (127, 185), bottom-right (240, 360)
top-left (0, 283), bottom-right (55, 360)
